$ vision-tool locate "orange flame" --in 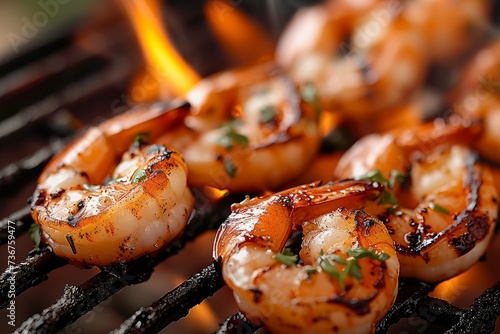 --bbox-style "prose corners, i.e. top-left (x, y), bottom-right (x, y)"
top-left (171, 274), bottom-right (219, 330)
top-left (205, 0), bottom-right (275, 66)
top-left (120, 0), bottom-right (200, 97)
top-left (204, 186), bottom-right (230, 201)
